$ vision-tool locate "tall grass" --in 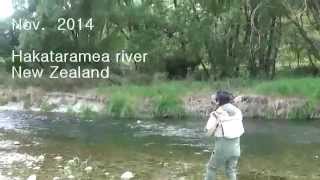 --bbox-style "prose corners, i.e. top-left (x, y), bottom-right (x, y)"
top-left (97, 81), bottom-right (209, 118)
top-left (152, 95), bottom-right (185, 118)
top-left (254, 77), bottom-right (320, 101)
top-left (105, 93), bottom-right (136, 118)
